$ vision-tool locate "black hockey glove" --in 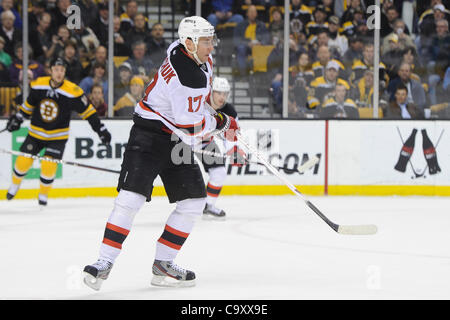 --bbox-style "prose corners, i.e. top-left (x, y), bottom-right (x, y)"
top-left (6, 113), bottom-right (24, 132)
top-left (214, 111), bottom-right (239, 142)
top-left (97, 124), bottom-right (111, 145)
